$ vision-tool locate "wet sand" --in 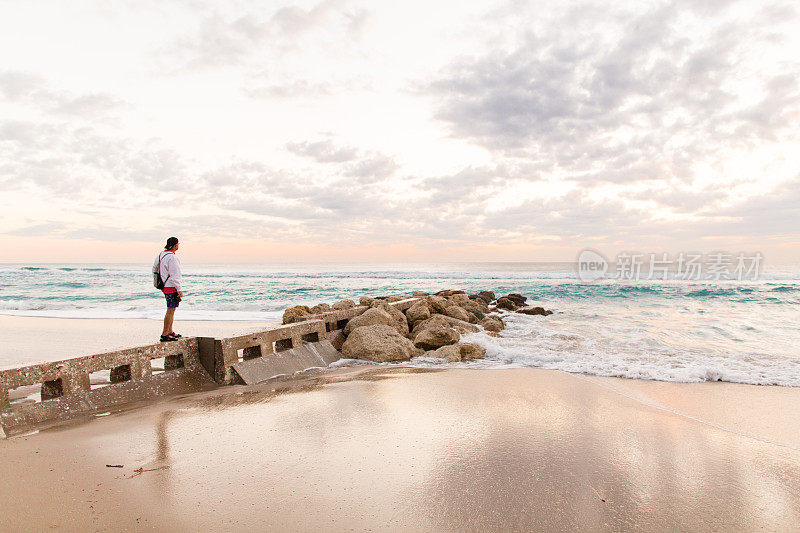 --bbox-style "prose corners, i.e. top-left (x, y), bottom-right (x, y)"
top-left (2, 366), bottom-right (799, 531)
